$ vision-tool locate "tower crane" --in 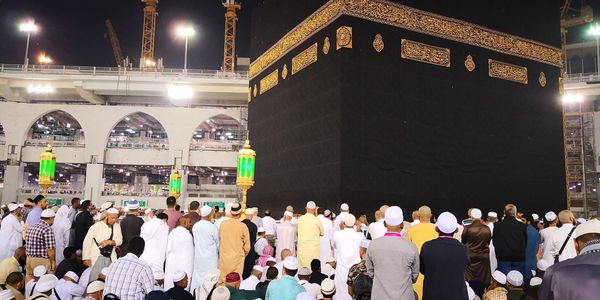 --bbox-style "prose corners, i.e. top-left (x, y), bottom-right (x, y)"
top-left (141, 0), bottom-right (159, 68)
top-left (222, 0), bottom-right (241, 72)
top-left (560, 0), bottom-right (593, 61)
top-left (105, 19), bottom-right (124, 67)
